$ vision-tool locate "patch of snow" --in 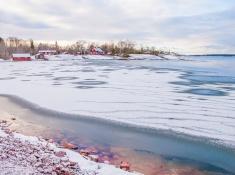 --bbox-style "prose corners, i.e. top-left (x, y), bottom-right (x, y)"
top-left (129, 54), bottom-right (163, 60)
top-left (83, 55), bottom-right (115, 60)
top-left (159, 54), bottom-right (180, 60)
top-left (0, 129), bottom-right (7, 137)
top-left (0, 161), bottom-right (36, 175)
top-left (46, 54), bottom-right (83, 61)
